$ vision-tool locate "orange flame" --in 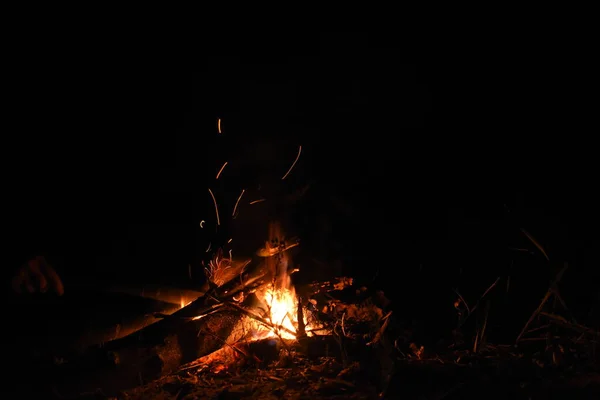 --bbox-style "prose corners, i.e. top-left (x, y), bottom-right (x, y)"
top-left (196, 224), bottom-right (322, 342)
top-left (254, 286), bottom-right (302, 340)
